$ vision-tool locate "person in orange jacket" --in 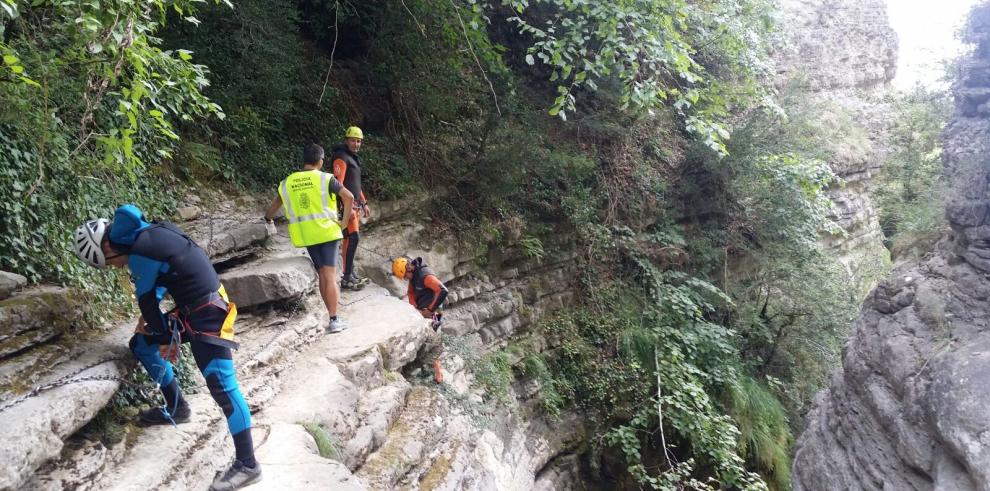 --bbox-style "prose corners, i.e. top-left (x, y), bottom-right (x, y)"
top-left (331, 126), bottom-right (372, 290)
top-left (392, 255), bottom-right (447, 383)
